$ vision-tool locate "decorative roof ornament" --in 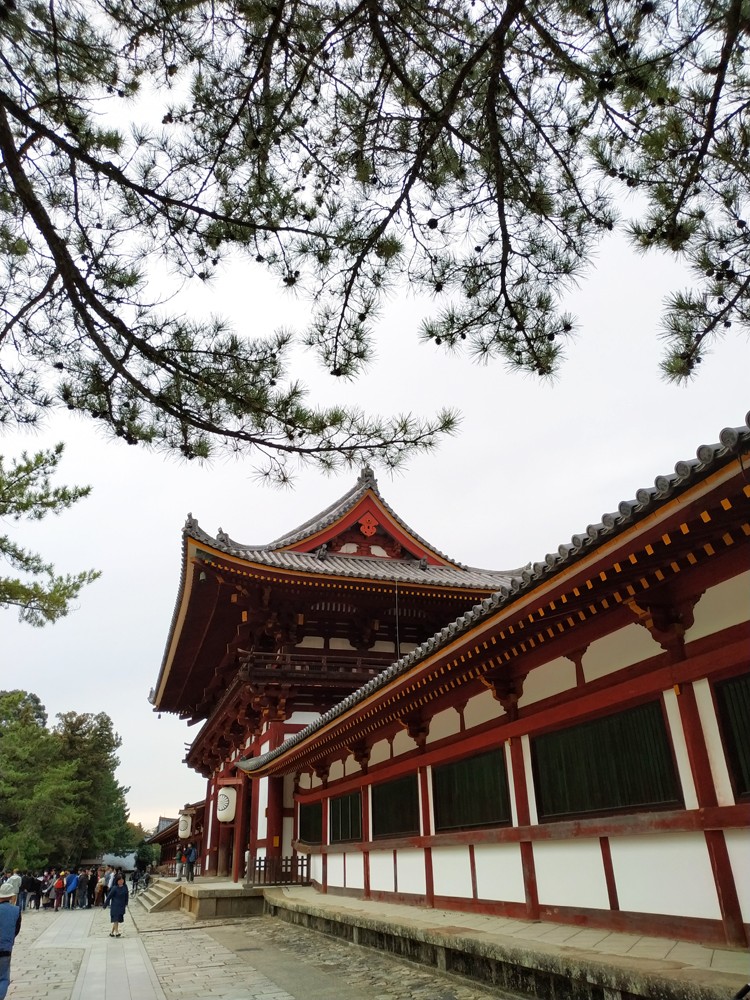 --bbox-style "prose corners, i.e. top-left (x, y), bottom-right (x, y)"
top-left (216, 528), bottom-right (230, 545)
top-left (357, 464), bottom-right (377, 488)
top-left (183, 512), bottom-right (199, 534)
